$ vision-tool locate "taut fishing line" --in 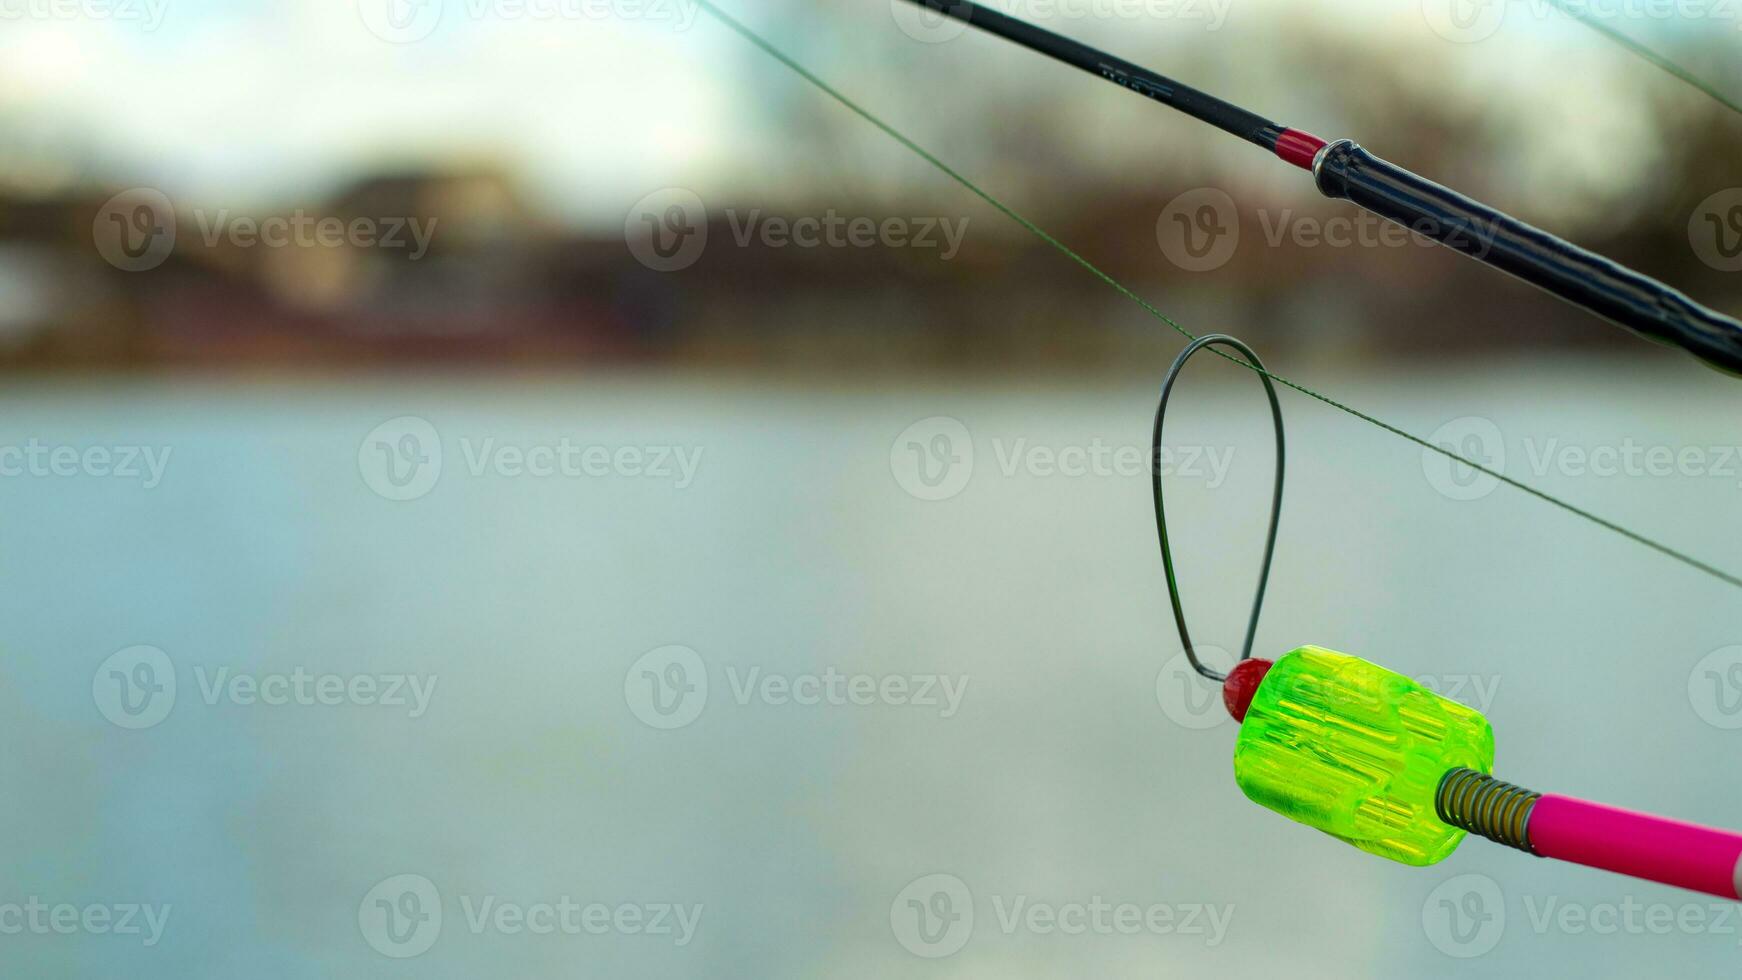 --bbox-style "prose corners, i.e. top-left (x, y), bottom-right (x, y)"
top-left (1542, 0), bottom-right (1742, 116)
top-left (689, 0), bottom-right (1742, 590)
